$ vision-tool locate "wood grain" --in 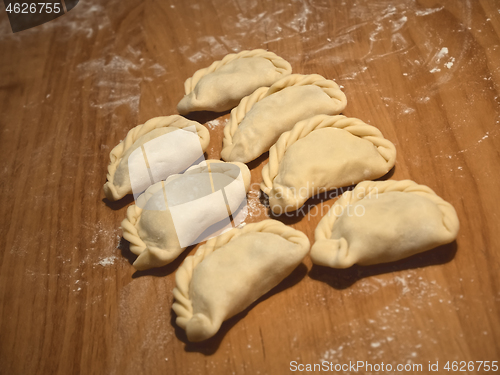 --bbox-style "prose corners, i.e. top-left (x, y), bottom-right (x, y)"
top-left (0, 0), bottom-right (499, 374)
